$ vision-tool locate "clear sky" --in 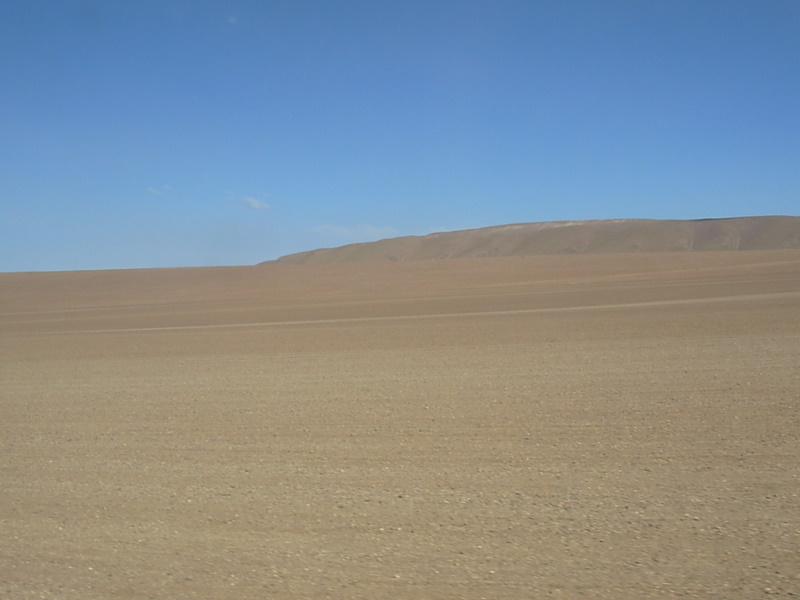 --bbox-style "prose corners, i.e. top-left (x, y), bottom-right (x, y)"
top-left (2, 0), bottom-right (798, 272)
